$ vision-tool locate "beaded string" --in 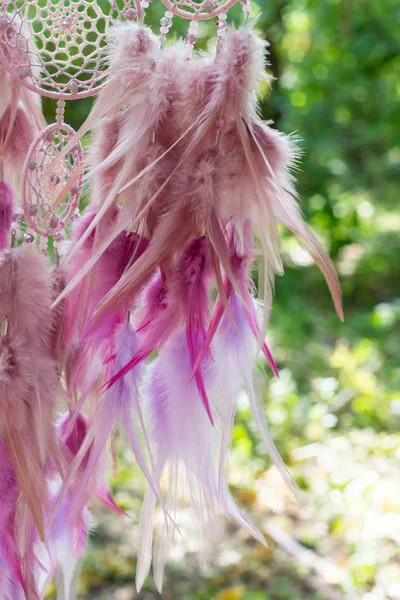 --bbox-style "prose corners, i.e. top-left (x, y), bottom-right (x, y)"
top-left (241, 0), bottom-right (252, 26)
